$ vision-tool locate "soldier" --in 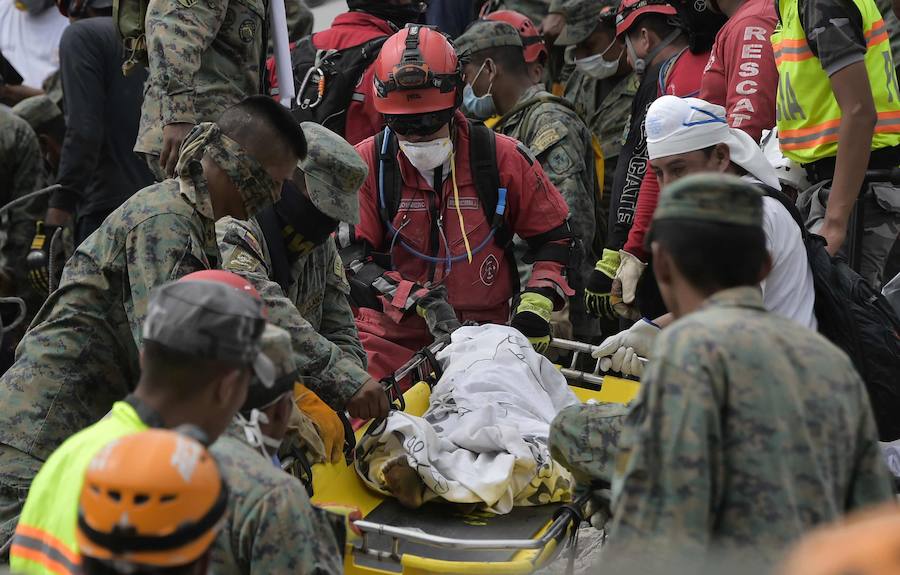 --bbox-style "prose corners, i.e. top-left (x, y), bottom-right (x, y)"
top-left (218, 122), bottom-right (389, 433)
top-left (0, 109), bottom-right (45, 362)
top-left (11, 270), bottom-right (272, 574)
top-left (552, 174), bottom-right (893, 564)
top-left (11, 95), bottom-right (63, 177)
top-left (210, 324), bottom-right (343, 575)
top-left (555, 0), bottom-right (637, 204)
top-left (0, 96), bottom-right (303, 553)
top-left (136, 0), bottom-right (270, 178)
top-left (456, 19), bottom-right (599, 343)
